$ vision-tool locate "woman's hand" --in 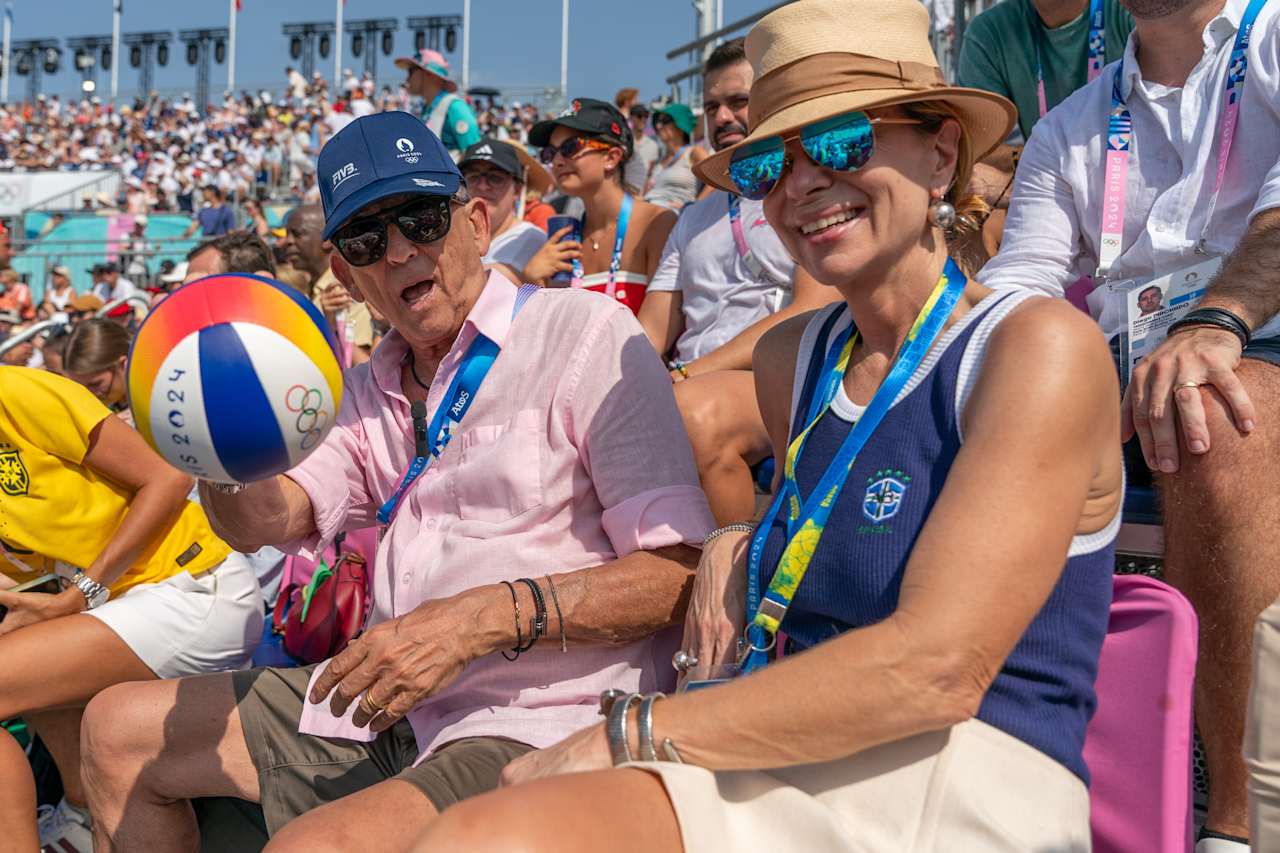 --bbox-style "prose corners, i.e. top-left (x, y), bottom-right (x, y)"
top-left (680, 530), bottom-right (751, 682)
top-left (523, 227), bottom-right (581, 283)
top-left (317, 281), bottom-right (352, 317)
top-left (498, 723), bottom-right (611, 787)
top-left (0, 589), bottom-right (82, 637)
